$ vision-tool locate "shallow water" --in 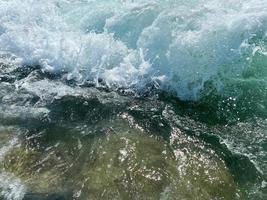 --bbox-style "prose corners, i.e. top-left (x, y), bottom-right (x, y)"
top-left (0, 0), bottom-right (267, 199)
